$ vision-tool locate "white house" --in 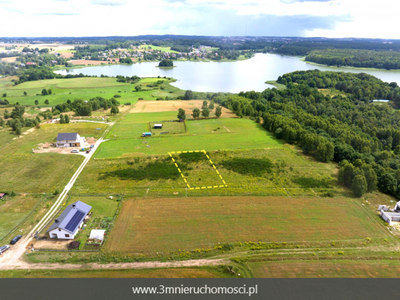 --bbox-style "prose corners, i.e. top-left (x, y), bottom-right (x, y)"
top-left (47, 201), bottom-right (92, 240)
top-left (56, 133), bottom-right (85, 148)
